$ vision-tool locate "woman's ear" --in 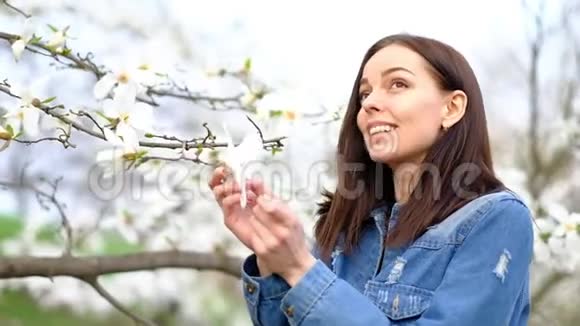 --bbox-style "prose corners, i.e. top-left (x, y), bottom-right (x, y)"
top-left (440, 90), bottom-right (467, 130)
